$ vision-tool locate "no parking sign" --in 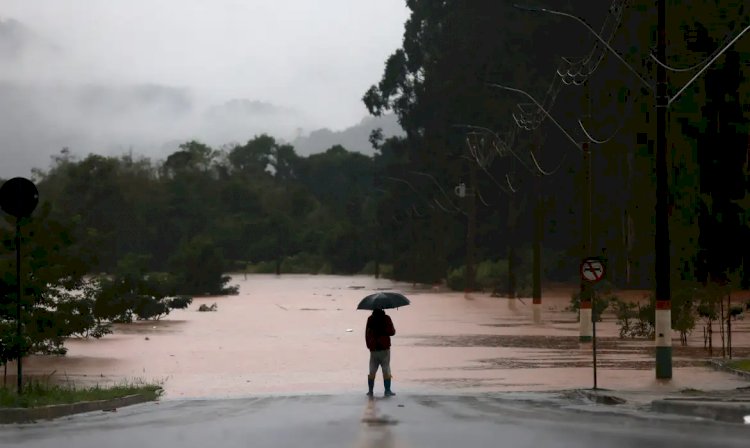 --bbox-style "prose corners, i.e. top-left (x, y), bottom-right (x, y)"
top-left (580, 257), bottom-right (605, 283)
